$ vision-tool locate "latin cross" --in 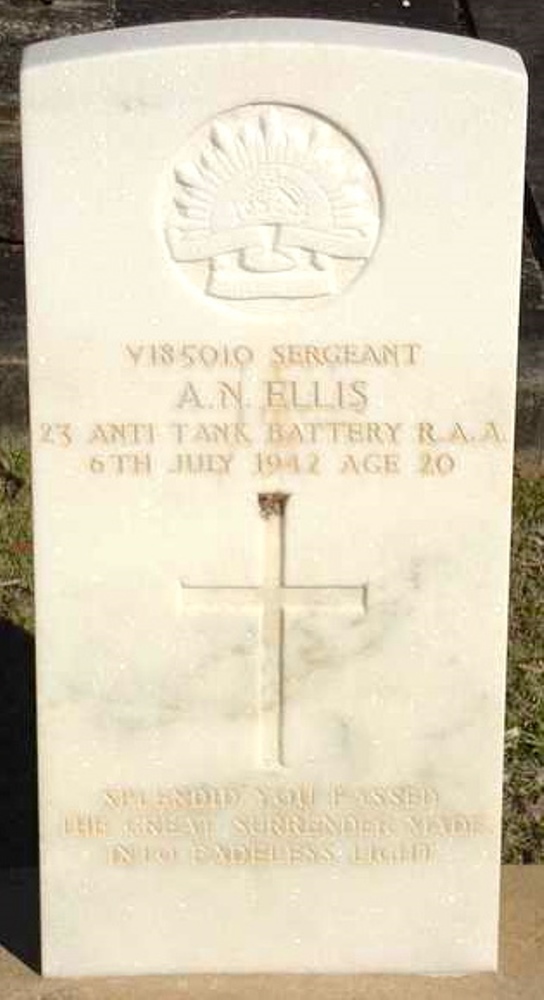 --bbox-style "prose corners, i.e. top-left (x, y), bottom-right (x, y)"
top-left (181, 493), bottom-right (366, 768)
